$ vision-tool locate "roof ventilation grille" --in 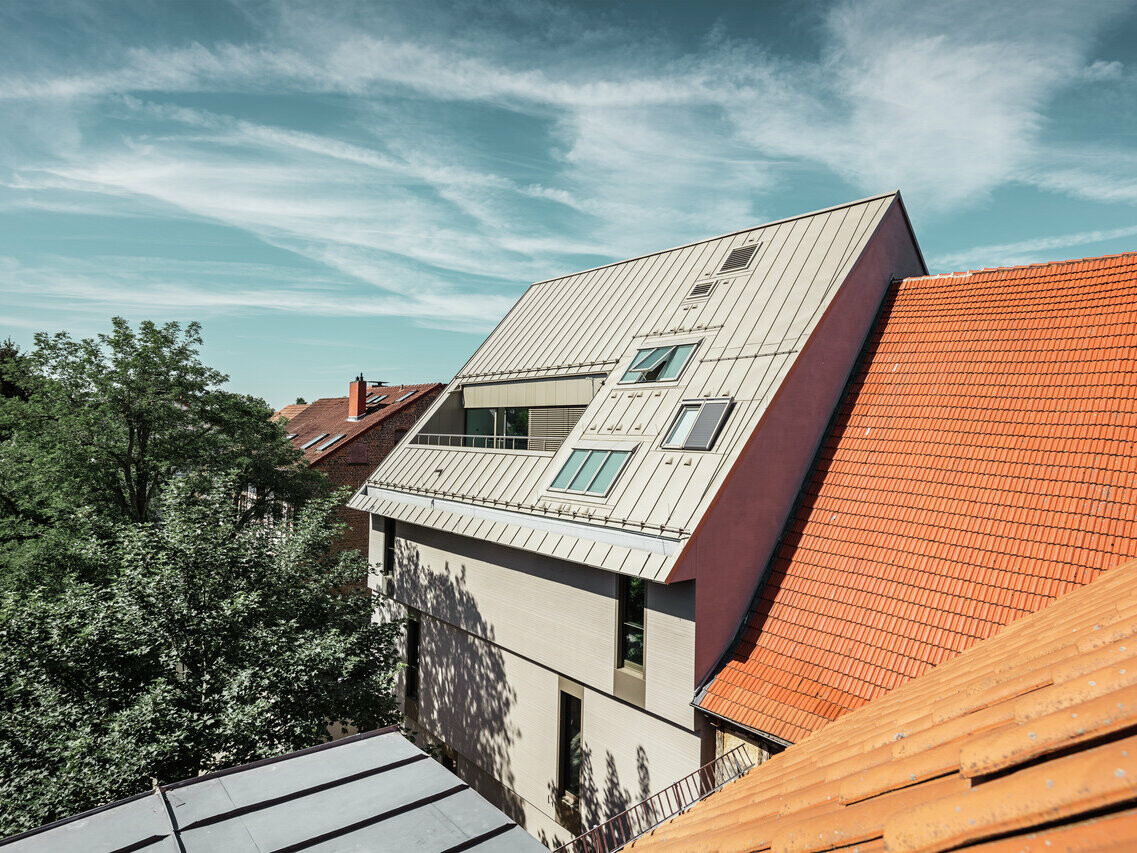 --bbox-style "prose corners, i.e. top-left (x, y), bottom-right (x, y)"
top-left (718, 243), bottom-right (760, 274)
top-left (686, 280), bottom-right (717, 300)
